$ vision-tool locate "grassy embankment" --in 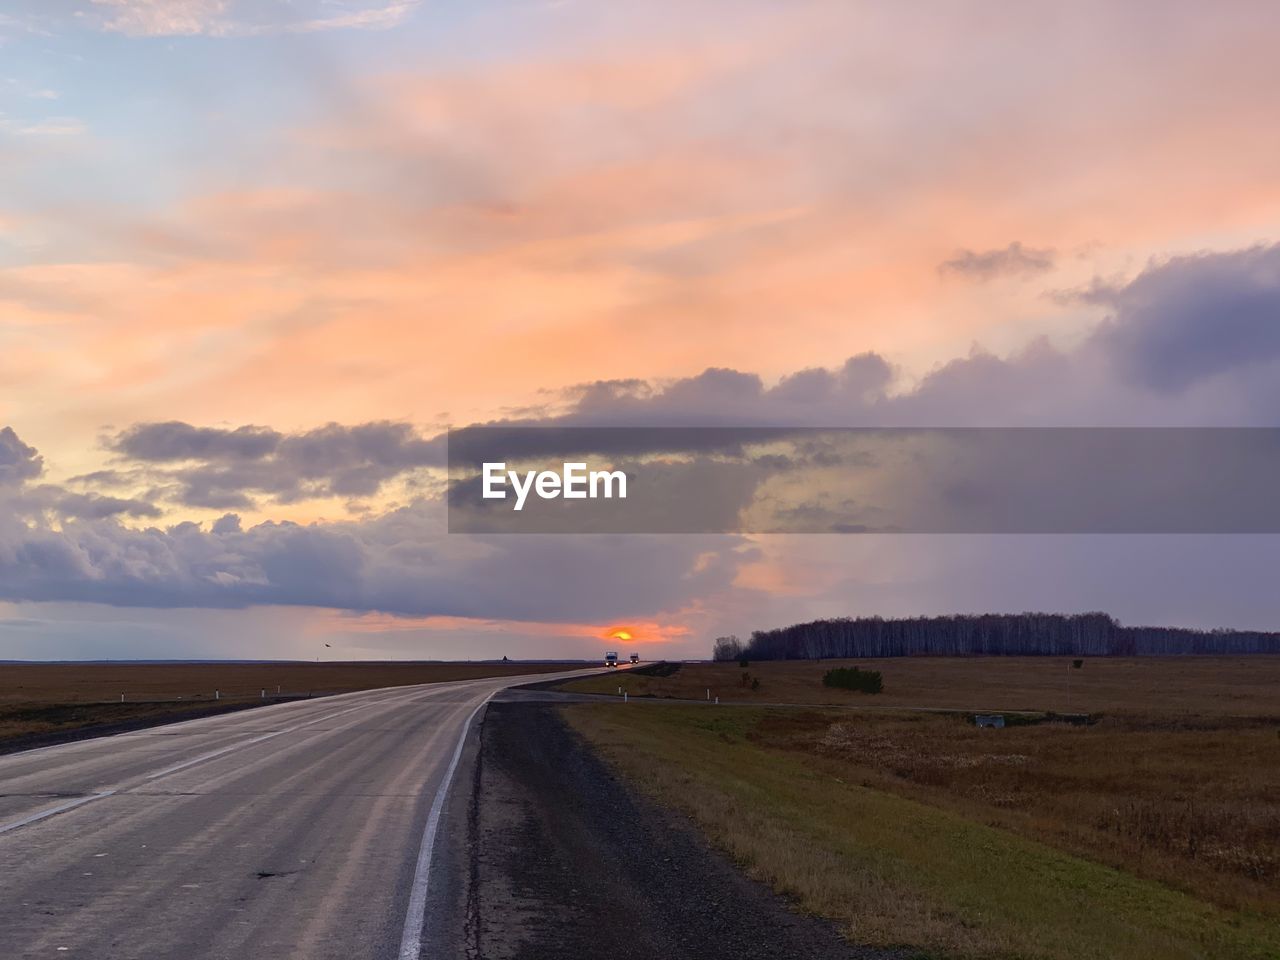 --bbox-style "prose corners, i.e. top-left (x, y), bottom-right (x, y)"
top-left (563, 658), bottom-right (1280, 960)
top-left (0, 661), bottom-right (577, 747)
